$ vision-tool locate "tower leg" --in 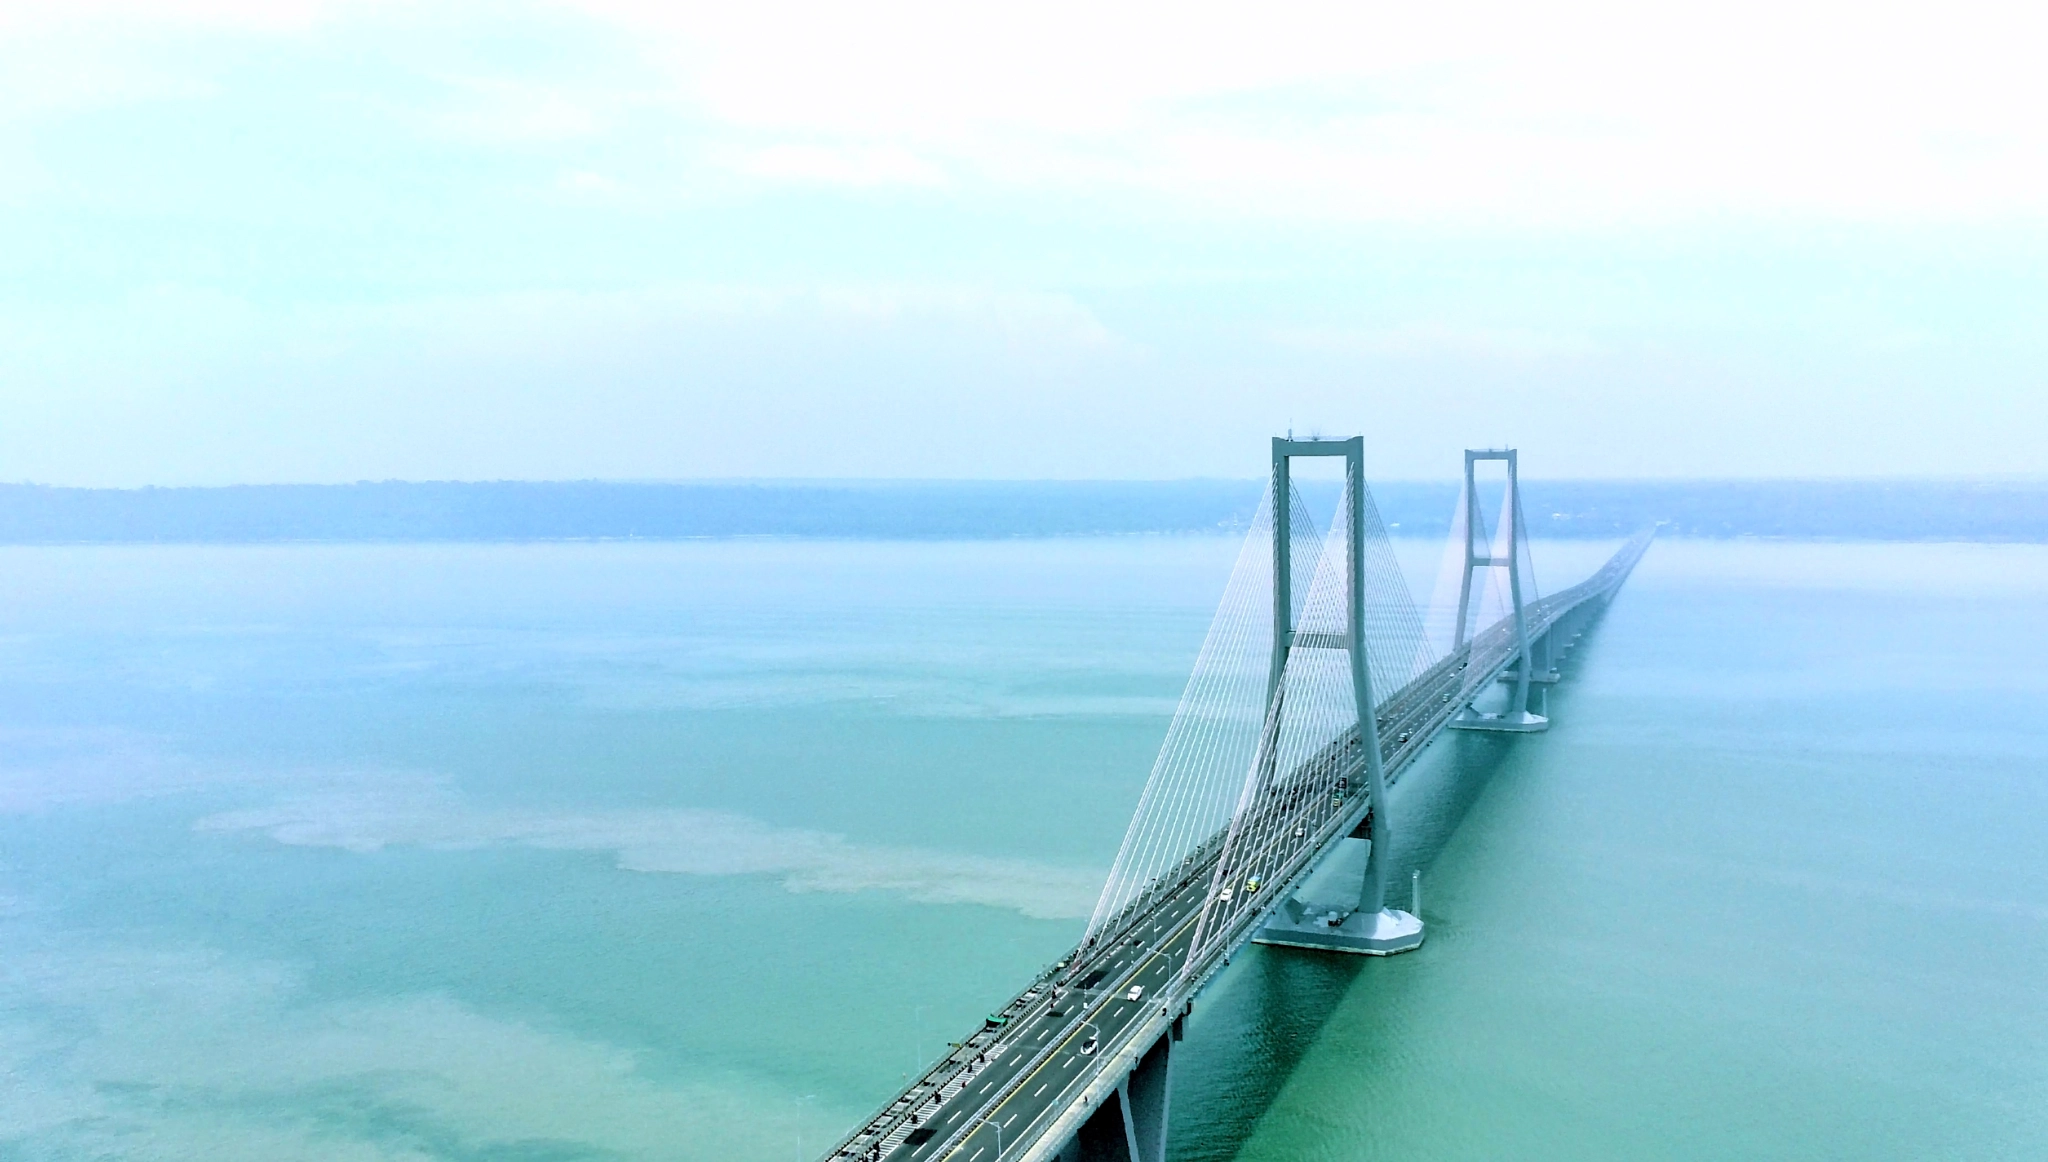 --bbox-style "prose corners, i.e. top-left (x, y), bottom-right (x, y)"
top-left (1254, 817), bottom-right (1423, 955)
top-left (1503, 626), bottom-right (1561, 684)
